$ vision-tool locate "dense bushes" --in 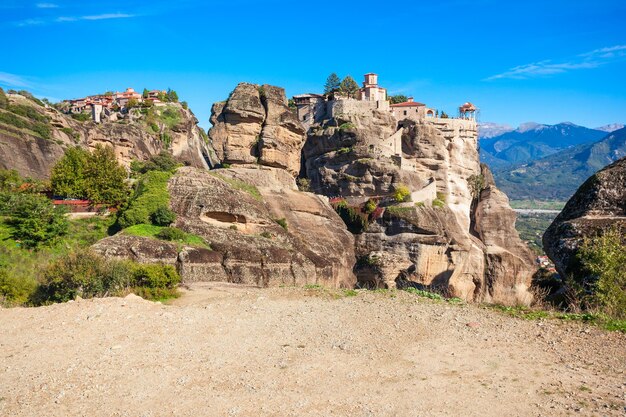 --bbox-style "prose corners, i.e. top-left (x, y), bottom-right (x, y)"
top-left (51, 145), bottom-right (129, 205)
top-left (576, 228), bottom-right (626, 319)
top-left (116, 170), bottom-right (173, 228)
top-left (0, 267), bottom-right (38, 306)
top-left (35, 249), bottom-right (180, 304)
top-left (130, 151), bottom-right (180, 176)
